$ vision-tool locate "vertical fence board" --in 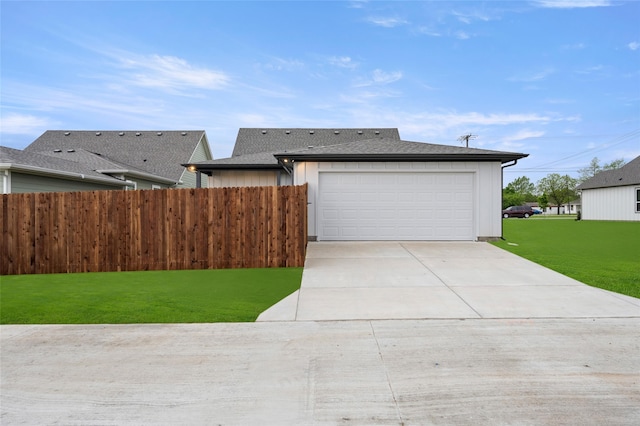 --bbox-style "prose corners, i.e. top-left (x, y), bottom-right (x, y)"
top-left (1, 185), bottom-right (307, 275)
